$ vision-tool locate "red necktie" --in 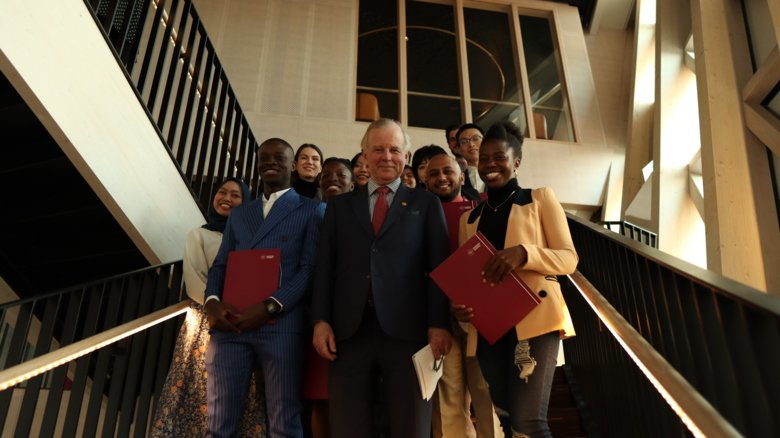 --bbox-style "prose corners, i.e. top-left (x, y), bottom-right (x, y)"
top-left (372, 186), bottom-right (390, 235)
